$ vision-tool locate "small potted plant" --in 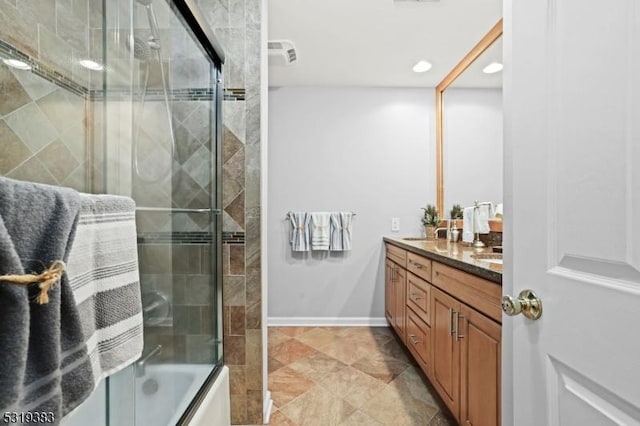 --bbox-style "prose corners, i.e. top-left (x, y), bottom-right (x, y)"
top-left (450, 204), bottom-right (463, 228)
top-left (421, 204), bottom-right (440, 241)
